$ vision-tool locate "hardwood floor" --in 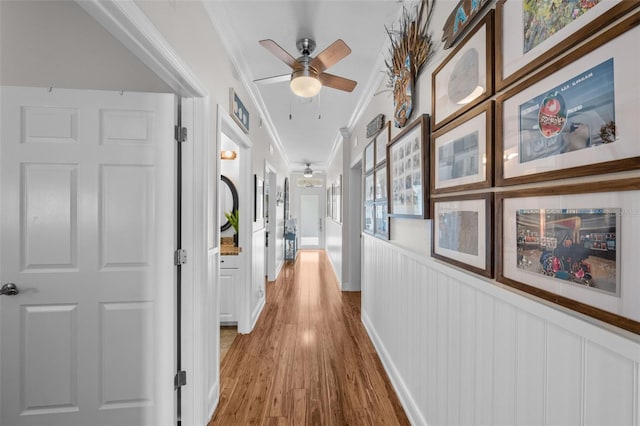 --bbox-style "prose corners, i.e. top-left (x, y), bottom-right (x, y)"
top-left (209, 250), bottom-right (409, 426)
